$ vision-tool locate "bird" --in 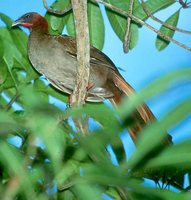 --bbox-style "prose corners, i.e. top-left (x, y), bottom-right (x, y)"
top-left (12, 12), bottom-right (171, 144)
